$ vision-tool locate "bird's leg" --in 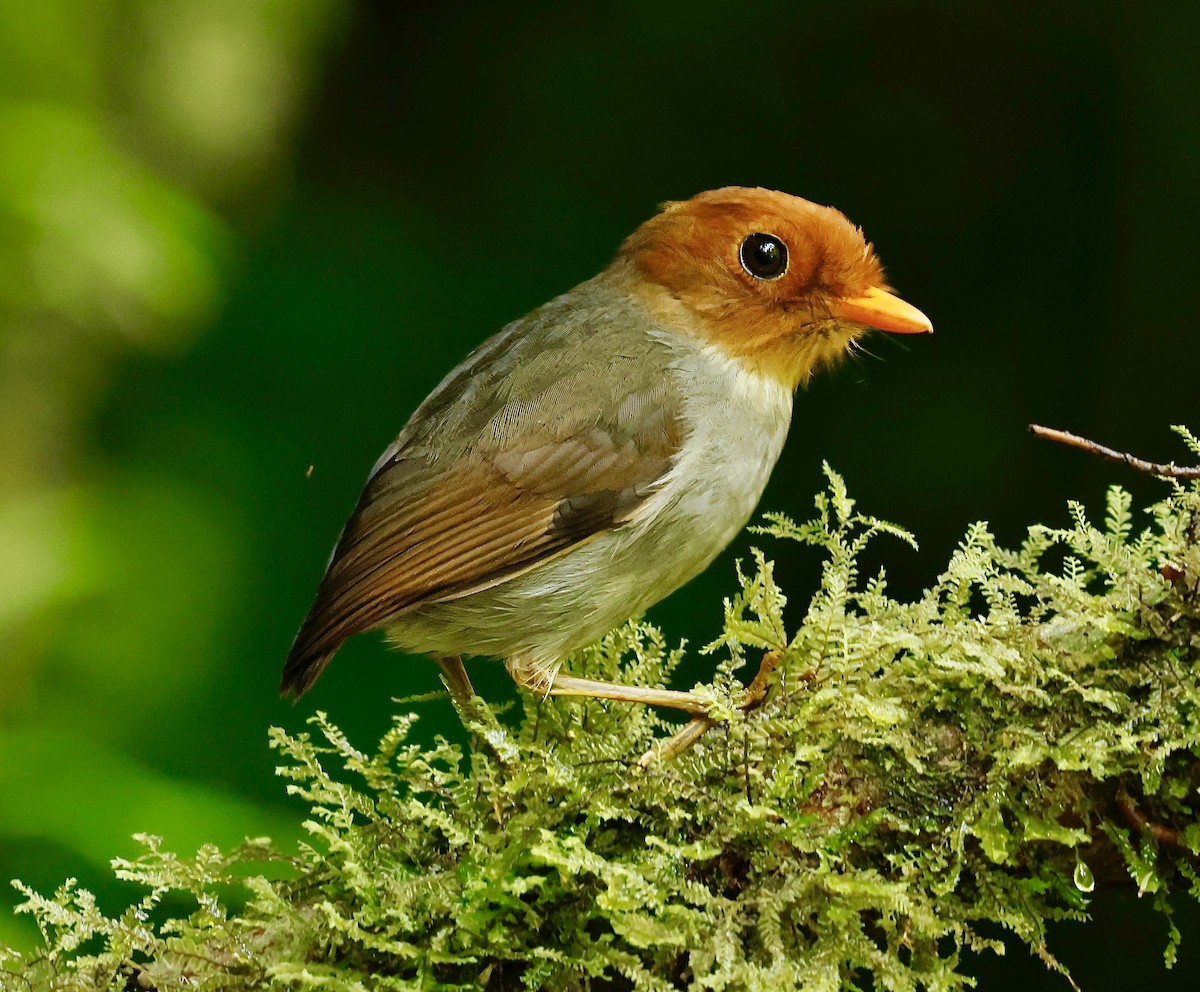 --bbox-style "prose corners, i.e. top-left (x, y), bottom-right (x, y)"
top-left (549, 674), bottom-right (710, 713)
top-left (506, 658), bottom-right (710, 715)
top-left (435, 655), bottom-right (478, 713)
top-left (438, 657), bottom-right (514, 778)
top-left (638, 650), bottom-right (783, 768)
